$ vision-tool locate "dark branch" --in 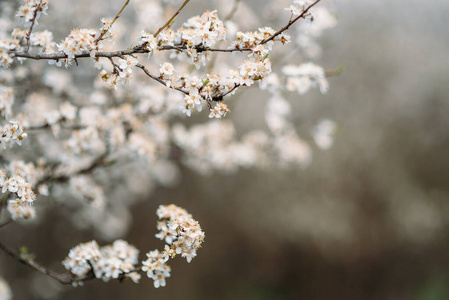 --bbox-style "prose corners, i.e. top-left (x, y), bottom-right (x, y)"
top-left (95, 0), bottom-right (130, 44)
top-left (135, 63), bottom-right (189, 95)
top-left (154, 0), bottom-right (191, 37)
top-left (0, 219), bottom-right (13, 229)
top-left (0, 240), bottom-right (94, 284)
top-left (24, 0), bottom-right (43, 53)
top-left (261, 0), bottom-right (321, 45)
